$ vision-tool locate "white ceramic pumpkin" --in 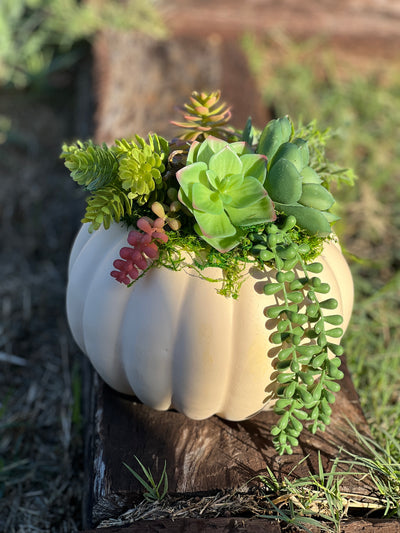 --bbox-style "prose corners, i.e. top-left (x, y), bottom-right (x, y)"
top-left (66, 222), bottom-right (353, 421)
